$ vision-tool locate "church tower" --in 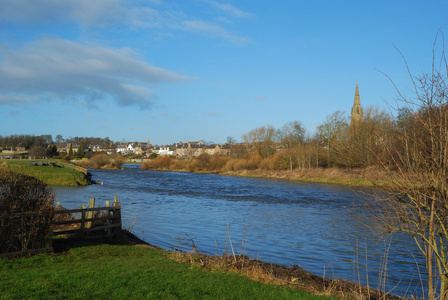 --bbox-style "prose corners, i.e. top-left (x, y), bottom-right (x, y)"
top-left (351, 82), bottom-right (363, 124)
